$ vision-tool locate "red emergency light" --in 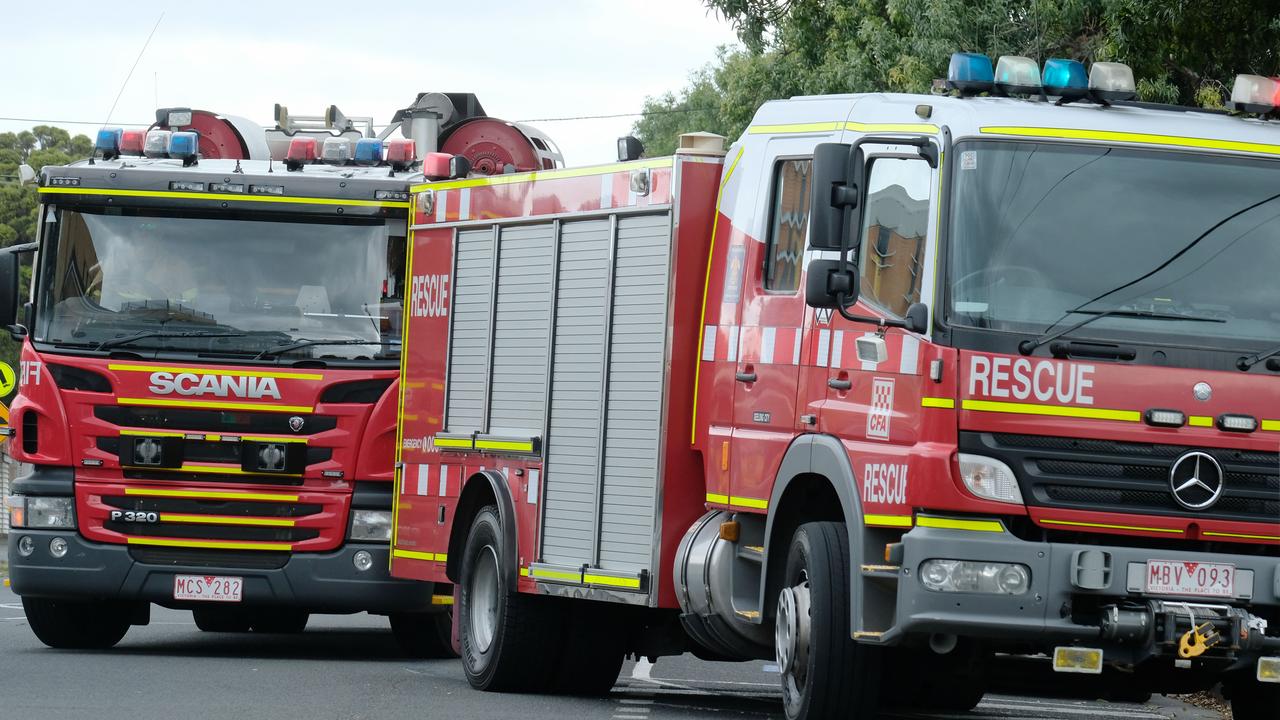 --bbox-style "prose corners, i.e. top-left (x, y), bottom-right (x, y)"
top-left (422, 152), bottom-right (451, 179)
top-left (118, 129), bottom-right (146, 156)
top-left (285, 137), bottom-right (317, 171)
top-left (386, 139), bottom-right (416, 171)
